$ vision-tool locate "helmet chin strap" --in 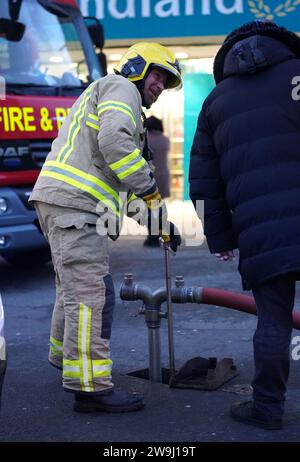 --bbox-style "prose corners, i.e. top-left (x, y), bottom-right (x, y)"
top-left (135, 80), bottom-right (150, 108)
top-left (134, 67), bottom-right (153, 109)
